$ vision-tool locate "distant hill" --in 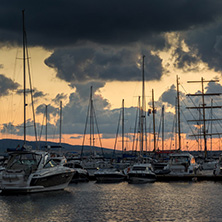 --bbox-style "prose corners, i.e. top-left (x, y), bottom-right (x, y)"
top-left (0, 139), bottom-right (114, 156)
